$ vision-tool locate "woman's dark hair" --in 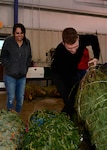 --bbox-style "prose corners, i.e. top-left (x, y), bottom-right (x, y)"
top-left (13, 23), bottom-right (26, 34)
top-left (62, 27), bottom-right (78, 44)
top-left (12, 23), bottom-right (27, 44)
